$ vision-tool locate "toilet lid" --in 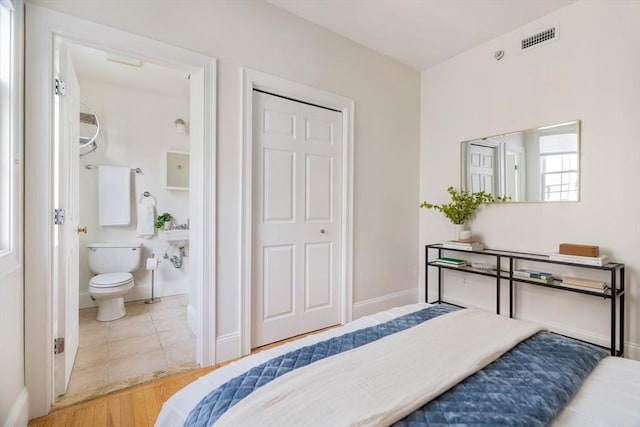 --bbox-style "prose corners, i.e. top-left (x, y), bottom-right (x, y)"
top-left (90, 272), bottom-right (133, 288)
